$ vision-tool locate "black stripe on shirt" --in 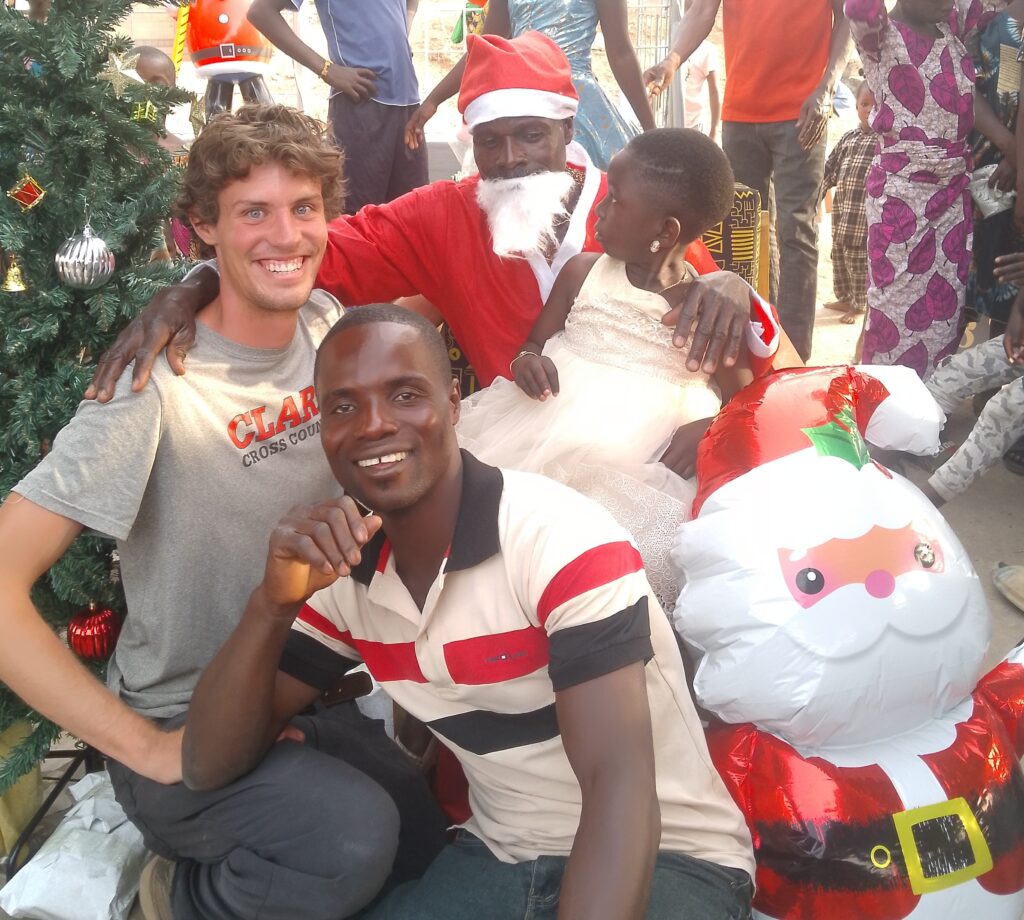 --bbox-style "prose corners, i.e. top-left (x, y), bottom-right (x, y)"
top-left (428, 703), bottom-right (560, 755)
top-left (548, 597), bottom-right (653, 691)
top-left (279, 631), bottom-right (360, 692)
